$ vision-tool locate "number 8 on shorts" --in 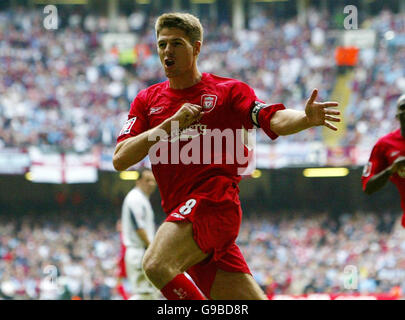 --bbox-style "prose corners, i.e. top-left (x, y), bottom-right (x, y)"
top-left (179, 199), bottom-right (197, 215)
